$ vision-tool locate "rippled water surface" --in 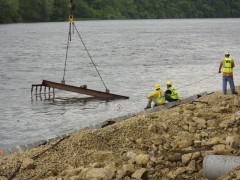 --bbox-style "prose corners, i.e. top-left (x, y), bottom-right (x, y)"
top-left (0, 19), bottom-right (240, 149)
